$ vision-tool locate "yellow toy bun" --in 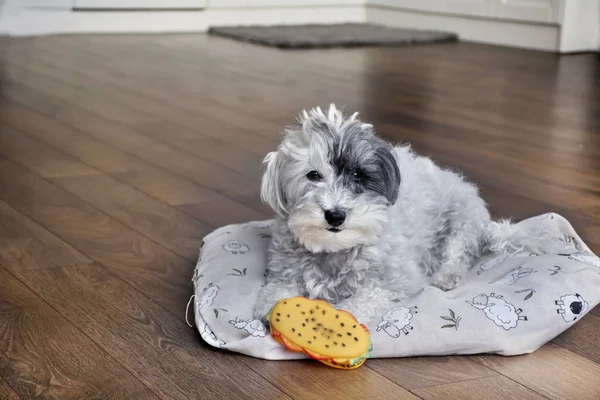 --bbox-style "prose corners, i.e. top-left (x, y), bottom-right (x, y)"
top-left (267, 297), bottom-right (372, 369)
